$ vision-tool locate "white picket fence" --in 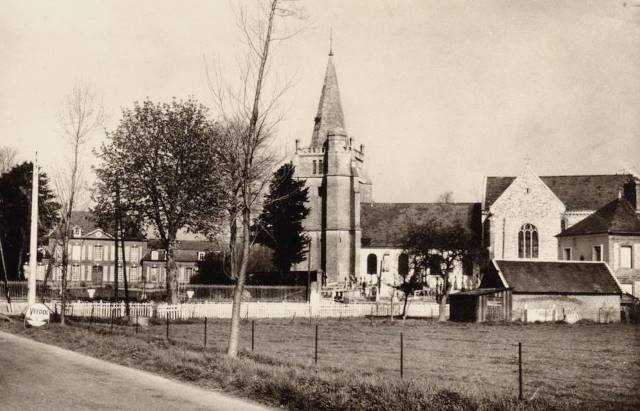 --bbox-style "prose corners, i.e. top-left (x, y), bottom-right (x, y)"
top-left (54, 300), bottom-right (443, 320)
